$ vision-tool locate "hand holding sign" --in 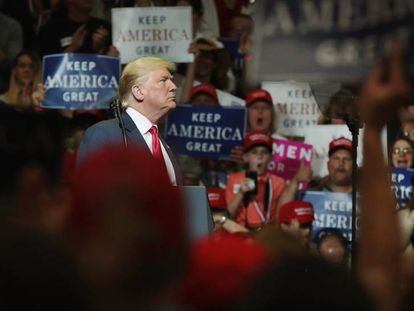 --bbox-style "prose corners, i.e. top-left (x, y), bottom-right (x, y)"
top-left (65, 24), bottom-right (87, 53)
top-left (292, 160), bottom-right (312, 183)
top-left (32, 83), bottom-right (45, 106)
top-left (92, 25), bottom-right (110, 53)
top-left (229, 145), bottom-right (244, 164)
